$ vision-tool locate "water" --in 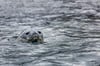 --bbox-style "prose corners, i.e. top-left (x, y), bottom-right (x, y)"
top-left (0, 0), bottom-right (100, 66)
